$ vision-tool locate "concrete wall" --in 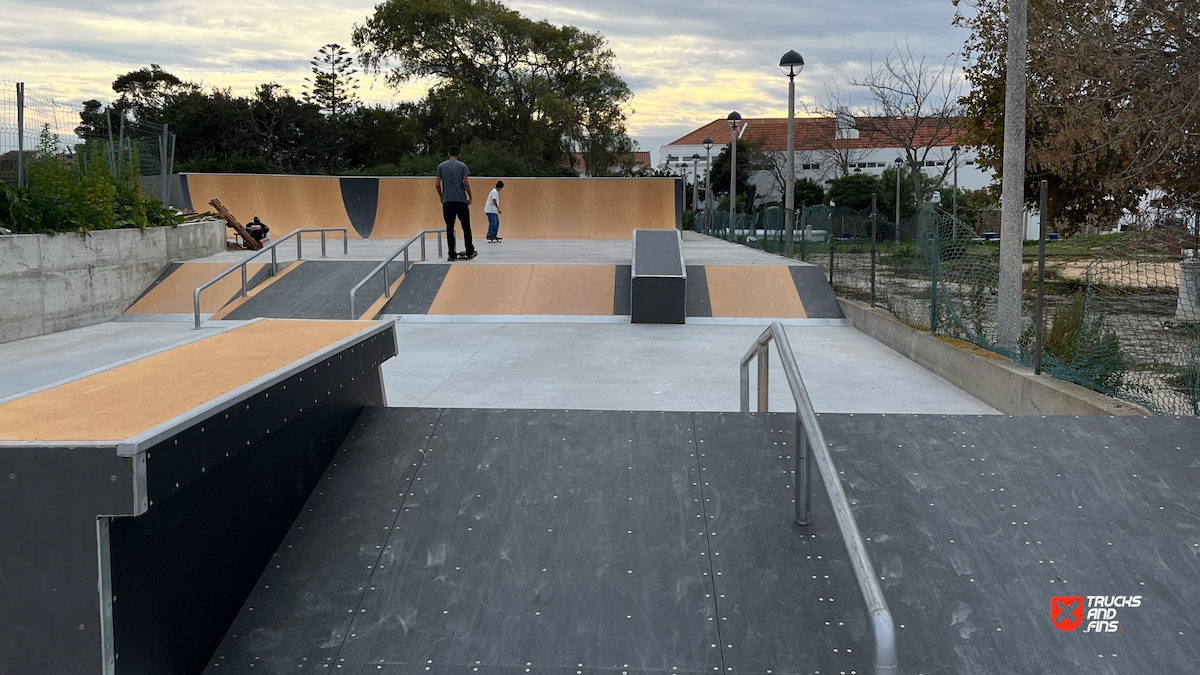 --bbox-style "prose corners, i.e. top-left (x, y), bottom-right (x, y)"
top-left (838, 297), bottom-right (1145, 416)
top-left (0, 221), bottom-right (224, 343)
